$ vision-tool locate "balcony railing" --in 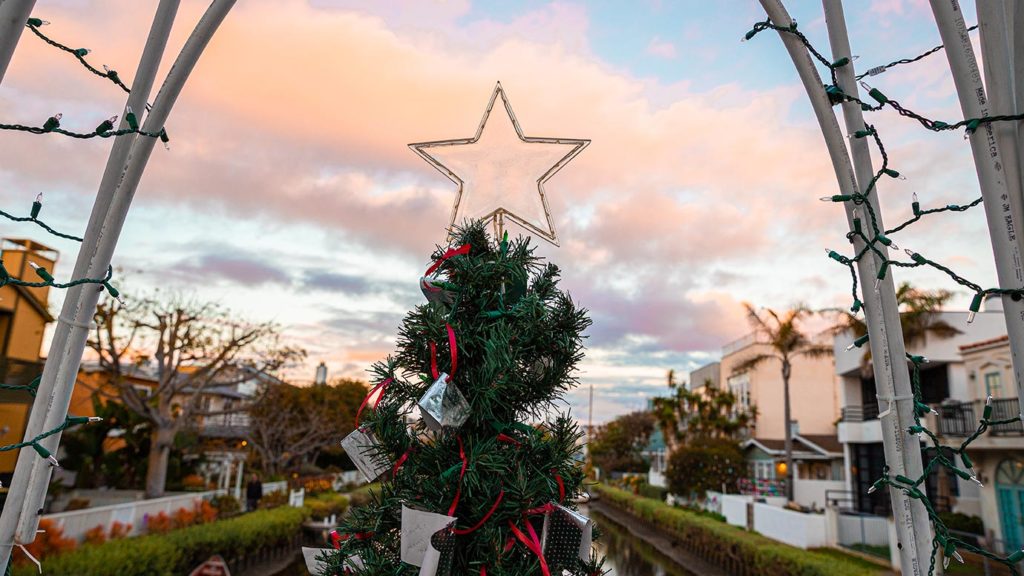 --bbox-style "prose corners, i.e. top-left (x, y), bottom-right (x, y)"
top-left (196, 413), bottom-right (250, 438)
top-left (938, 398), bottom-right (1023, 437)
top-left (841, 403), bottom-right (880, 422)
